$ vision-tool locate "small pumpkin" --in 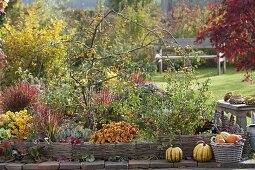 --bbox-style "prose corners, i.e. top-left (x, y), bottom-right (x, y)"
top-left (193, 141), bottom-right (213, 162)
top-left (216, 138), bottom-right (225, 143)
top-left (224, 92), bottom-right (233, 101)
top-left (166, 146), bottom-right (183, 163)
top-left (226, 134), bottom-right (240, 143)
top-left (215, 131), bottom-right (230, 141)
